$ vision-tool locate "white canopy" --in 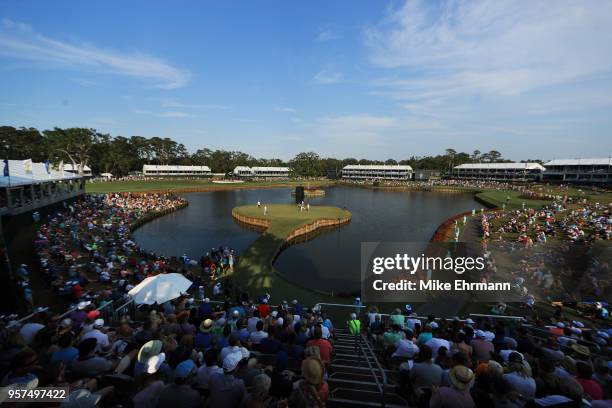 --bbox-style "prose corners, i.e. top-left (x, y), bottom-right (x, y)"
top-left (128, 273), bottom-right (192, 305)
